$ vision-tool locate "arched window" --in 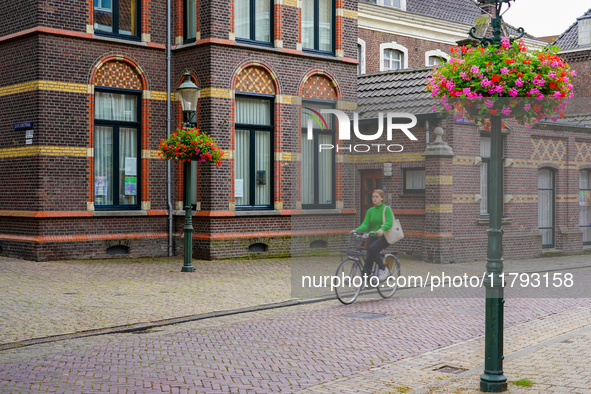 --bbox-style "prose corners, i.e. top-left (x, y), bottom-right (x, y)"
top-left (233, 66), bottom-right (276, 210)
top-left (380, 42), bottom-right (408, 71)
top-left (580, 170), bottom-right (591, 244)
top-left (300, 74), bottom-right (337, 208)
top-left (94, 61), bottom-right (142, 210)
top-left (538, 168), bottom-right (555, 248)
top-left (425, 50), bottom-right (450, 67)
